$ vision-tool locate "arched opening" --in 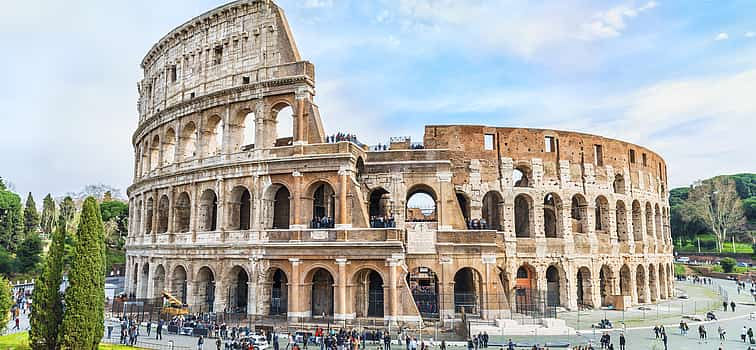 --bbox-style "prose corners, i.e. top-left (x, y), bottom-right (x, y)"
top-left (135, 201), bottom-right (143, 235)
top-left (619, 265), bottom-right (631, 297)
top-left (196, 267), bottom-right (215, 312)
top-left (636, 265), bottom-right (647, 303)
top-left (150, 135), bottom-right (160, 171)
top-left (513, 166), bottom-right (531, 187)
top-left (648, 263), bottom-right (658, 302)
top-left (369, 188), bottom-right (391, 227)
top-left (132, 263), bottom-right (139, 296)
top-left (482, 191), bottom-right (503, 230)
top-left (274, 104), bottom-right (293, 147)
top-left (202, 115), bottom-right (223, 157)
top-left (356, 158), bottom-right (365, 183)
top-left (453, 268), bottom-right (482, 315)
top-left (353, 269), bottom-right (384, 318)
top-left (632, 201), bottom-right (643, 241)
top-left (141, 141), bottom-right (150, 176)
top-left (645, 203), bottom-right (655, 241)
top-left (163, 128), bottom-right (176, 165)
top-left (242, 111), bottom-right (256, 149)
top-left (546, 266), bottom-right (561, 307)
top-left (576, 267), bottom-right (593, 308)
top-left (140, 263), bottom-right (150, 297)
top-left (654, 204), bottom-right (662, 244)
top-left (570, 194), bottom-right (588, 233)
top-left (308, 182), bottom-right (335, 227)
top-left (613, 174), bottom-right (625, 194)
top-left (227, 266), bottom-right (249, 314)
top-left (543, 193), bottom-right (562, 238)
top-left (228, 186), bottom-right (252, 230)
top-left (456, 192), bottom-right (471, 223)
top-left (309, 268), bottom-right (334, 317)
top-left (406, 185), bottom-right (437, 222)
top-left (269, 269), bottom-right (288, 315)
top-left (272, 186), bottom-right (291, 229)
top-left (514, 194), bottom-right (532, 237)
top-left (599, 265), bottom-right (614, 307)
top-left (153, 265), bottom-right (166, 299)
top-left (595, 196), bottom-right (609, 232)
top-left (515, 265), bottom-right (537, 314)
top-left (174, 192), bottom-right (191, 233)
top-left (180, 122), bottom-right (198, 161)
top-left (616, 201), bottom-right (628, 241)
top-left (171, 266), bottom-right (188, 304)
top-left (199, 189), bottom-right (218, 232)
top-left (157, 195), bottom-right (169, 233)
top-left (144, 197), bottom-right (154, 235)
top-left (407, 267), bottom-right (439, 318)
